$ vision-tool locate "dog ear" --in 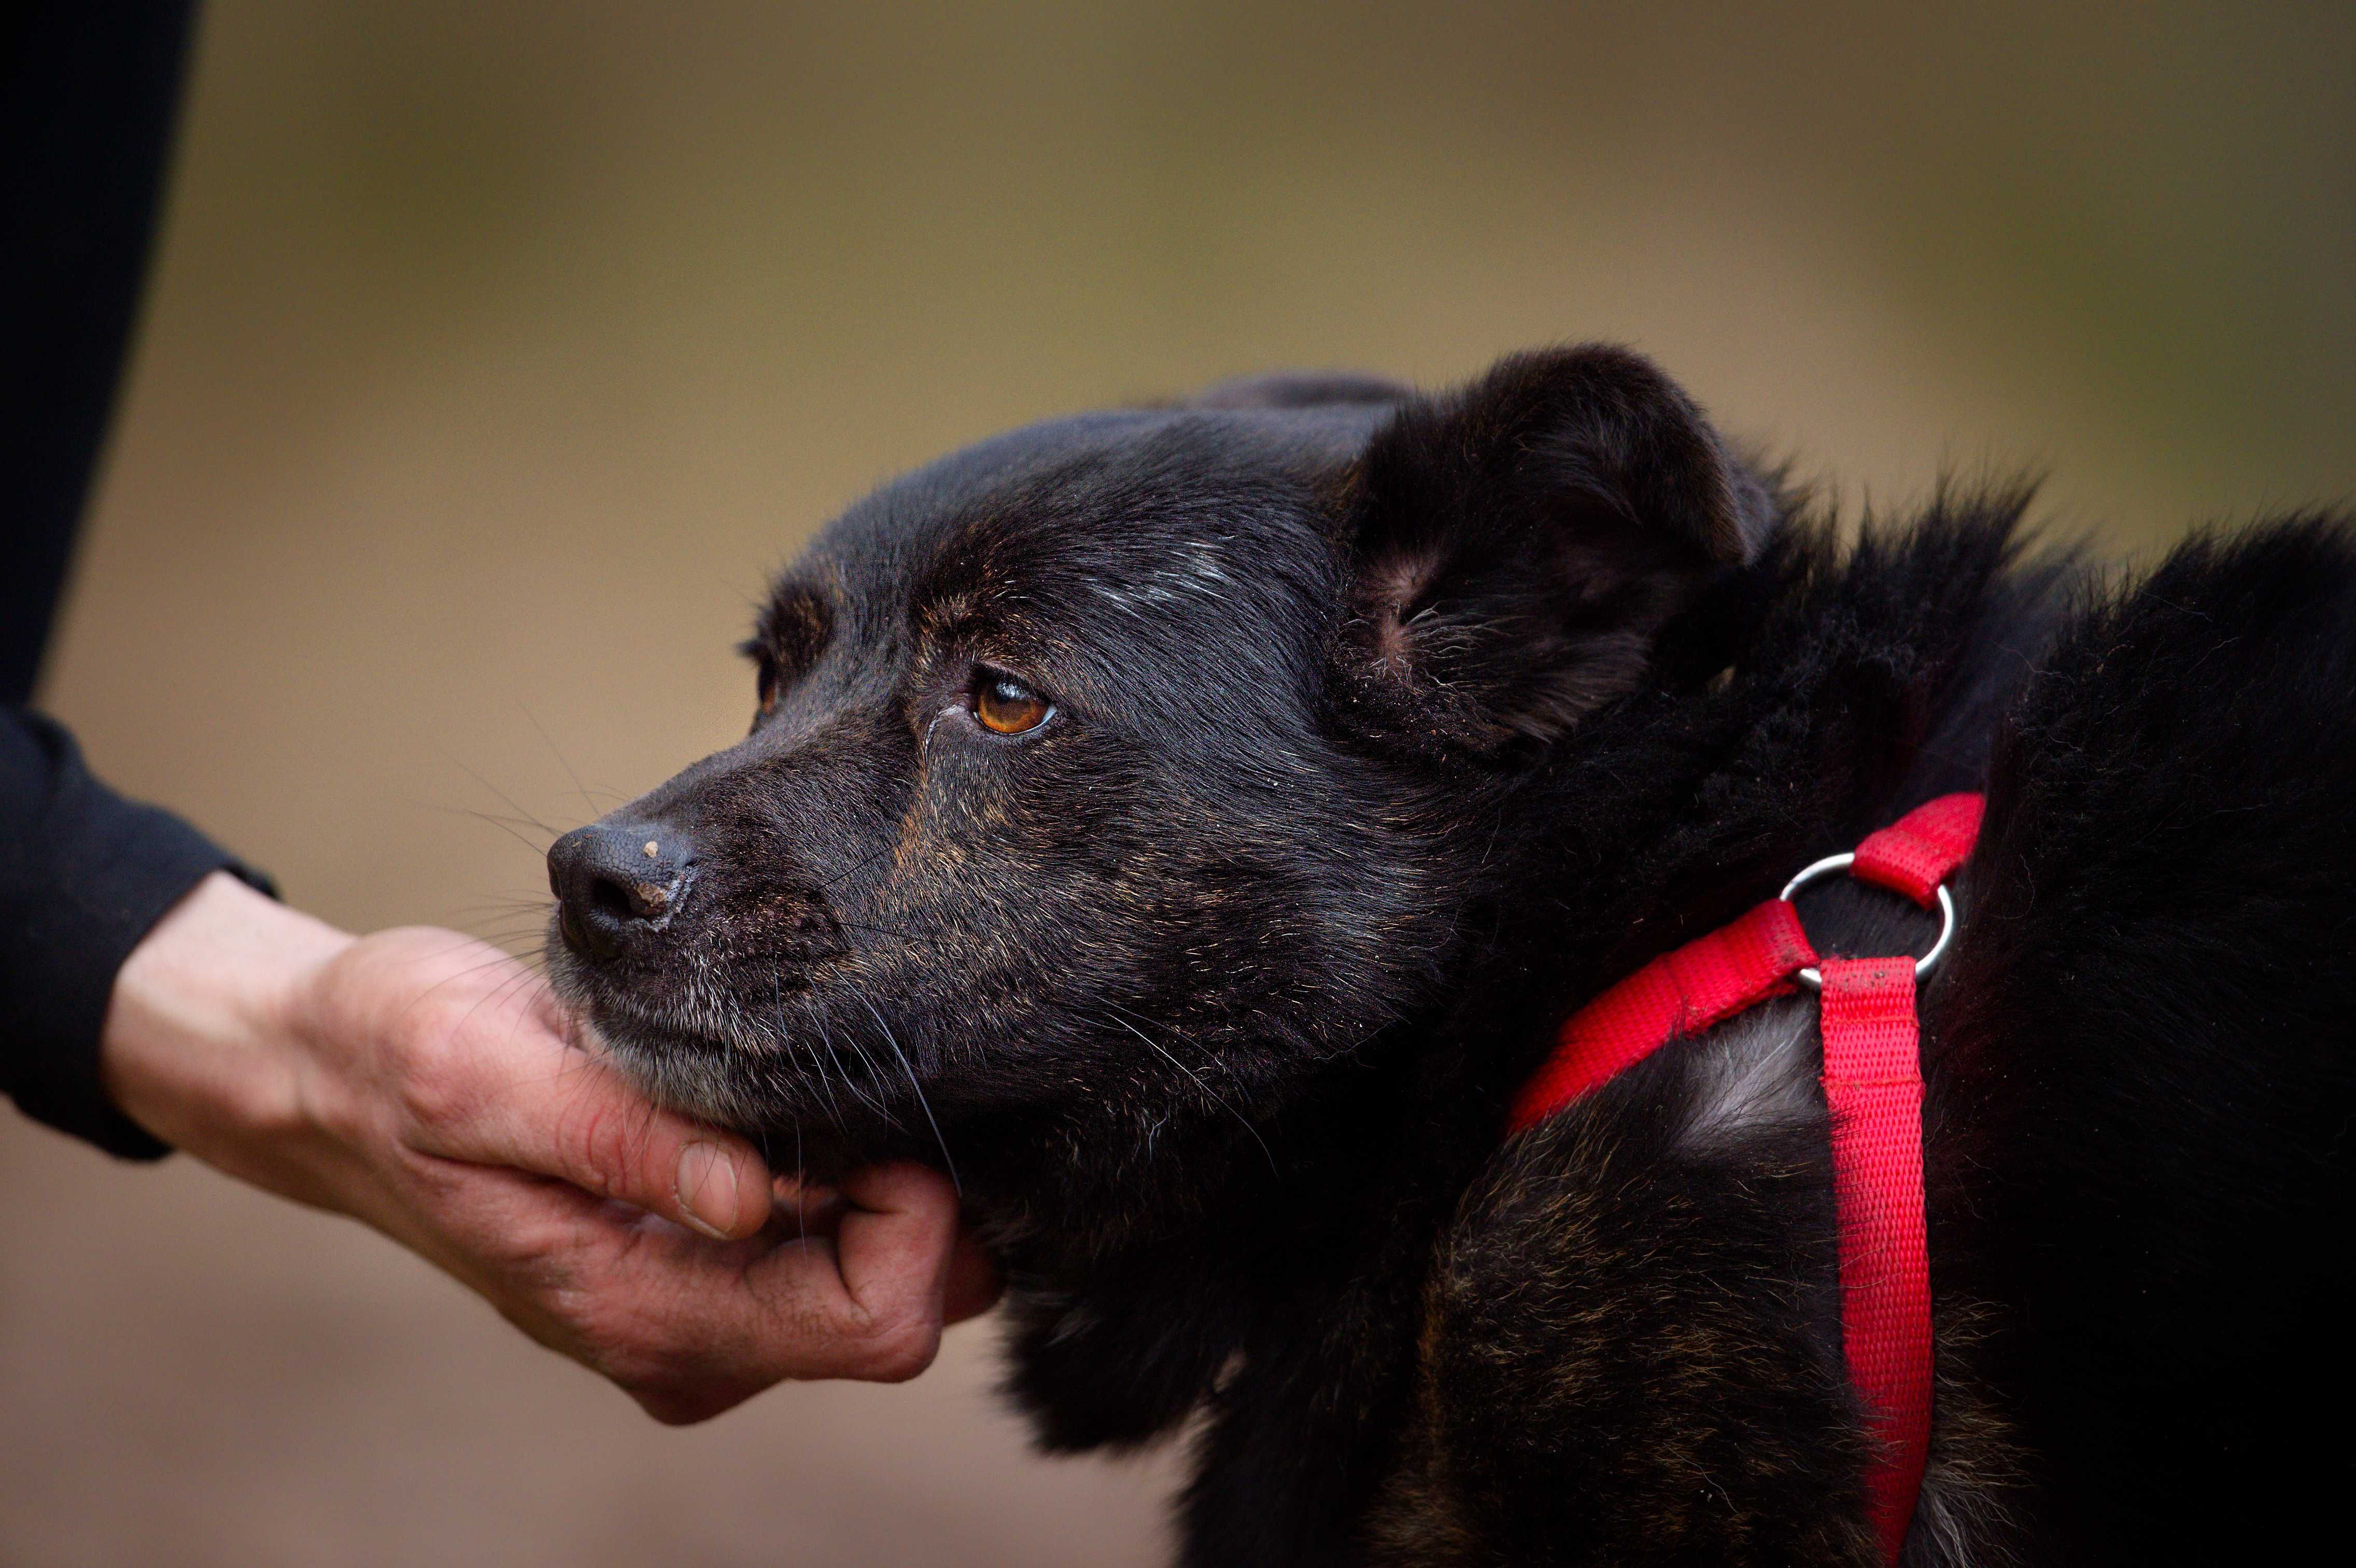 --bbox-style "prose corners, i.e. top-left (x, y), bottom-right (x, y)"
top-left (1335, 345), bottom-right (1771, 750)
